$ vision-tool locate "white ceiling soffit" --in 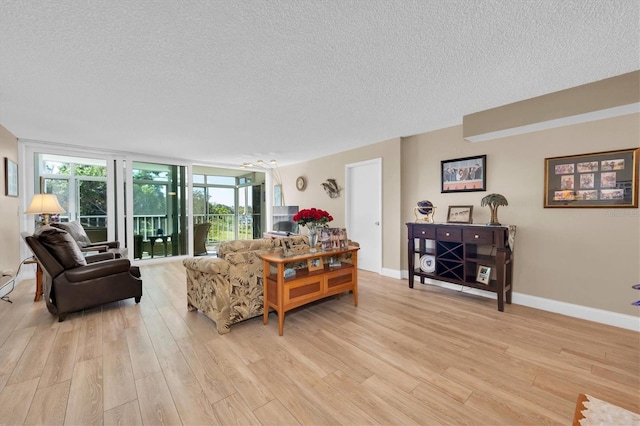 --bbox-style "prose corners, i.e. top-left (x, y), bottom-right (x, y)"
top-left (0, 1), bottom-right (639, 166)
